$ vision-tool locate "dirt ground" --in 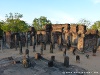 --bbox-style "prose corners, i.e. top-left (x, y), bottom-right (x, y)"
top-left (0, 44), bottom-right (100, 75)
